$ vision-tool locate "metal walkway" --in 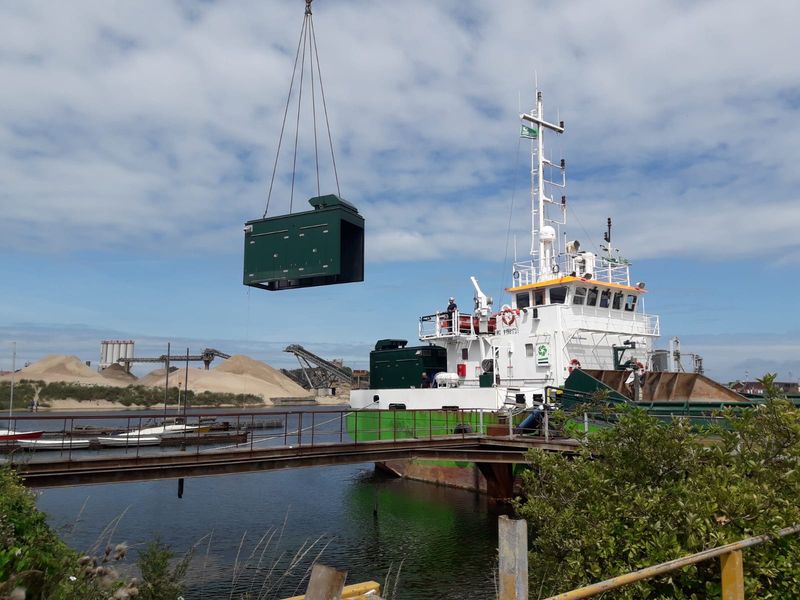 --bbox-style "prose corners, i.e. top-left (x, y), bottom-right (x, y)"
top-left (13, 435), bottom-right (577, 488)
